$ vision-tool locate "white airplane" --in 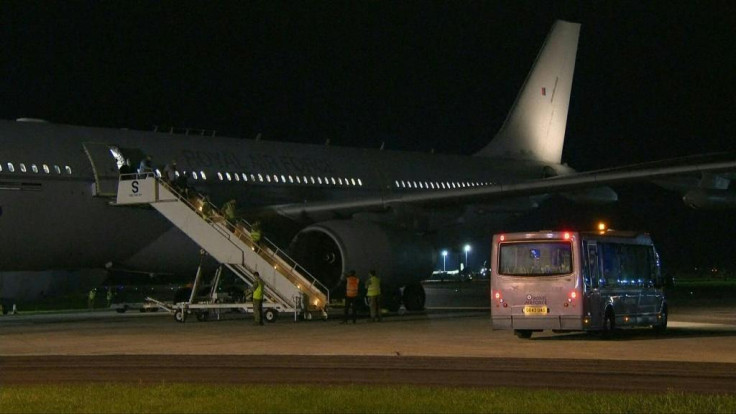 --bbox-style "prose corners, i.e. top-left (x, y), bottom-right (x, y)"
top-left (0, 20), bottom-right (734, 310)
